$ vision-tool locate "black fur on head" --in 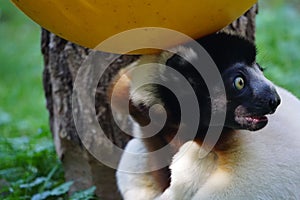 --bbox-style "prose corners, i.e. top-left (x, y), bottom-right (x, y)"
top-left (197, 33), bottom-right (257, 70)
